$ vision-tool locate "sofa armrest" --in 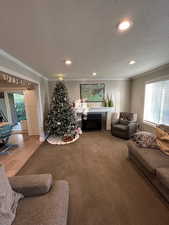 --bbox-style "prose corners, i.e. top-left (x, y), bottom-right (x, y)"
top-left (128, 121), bottom-right (137, 127)
top-left (9, 174), bottom-right (53, 197)
top-left (126, 140), bottom-right (135, 157)
top-left (128, 122), bottom-right (137, 133)
top-left (111, 120), bottom-right (119, 126)
top-left (111, 112), bottom-right (120, 125)
top-left (128, 121), bottom-right (137, 125)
